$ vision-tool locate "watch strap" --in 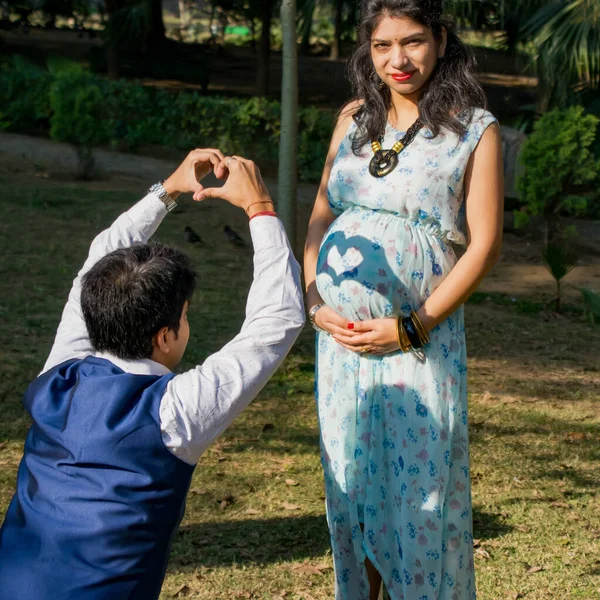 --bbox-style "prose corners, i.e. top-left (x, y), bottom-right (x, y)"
top-left (149, 181), bottom-right (177, 212)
